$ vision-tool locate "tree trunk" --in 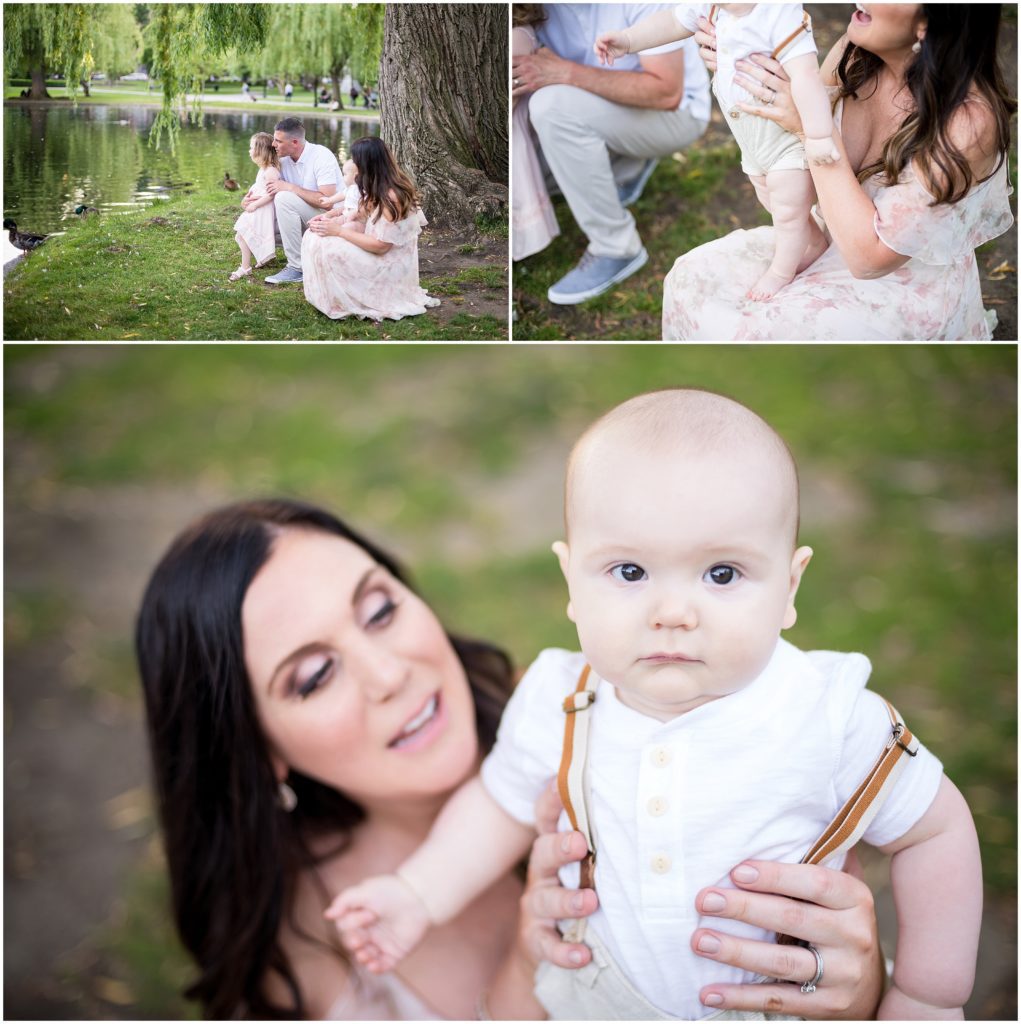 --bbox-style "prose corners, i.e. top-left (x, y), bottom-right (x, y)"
top-left (28, 30), bottom-right (50, 99)
top-left (330, 65), bottom-right (345, 110)
top-left (380, 3), bottom-right (507, 229)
